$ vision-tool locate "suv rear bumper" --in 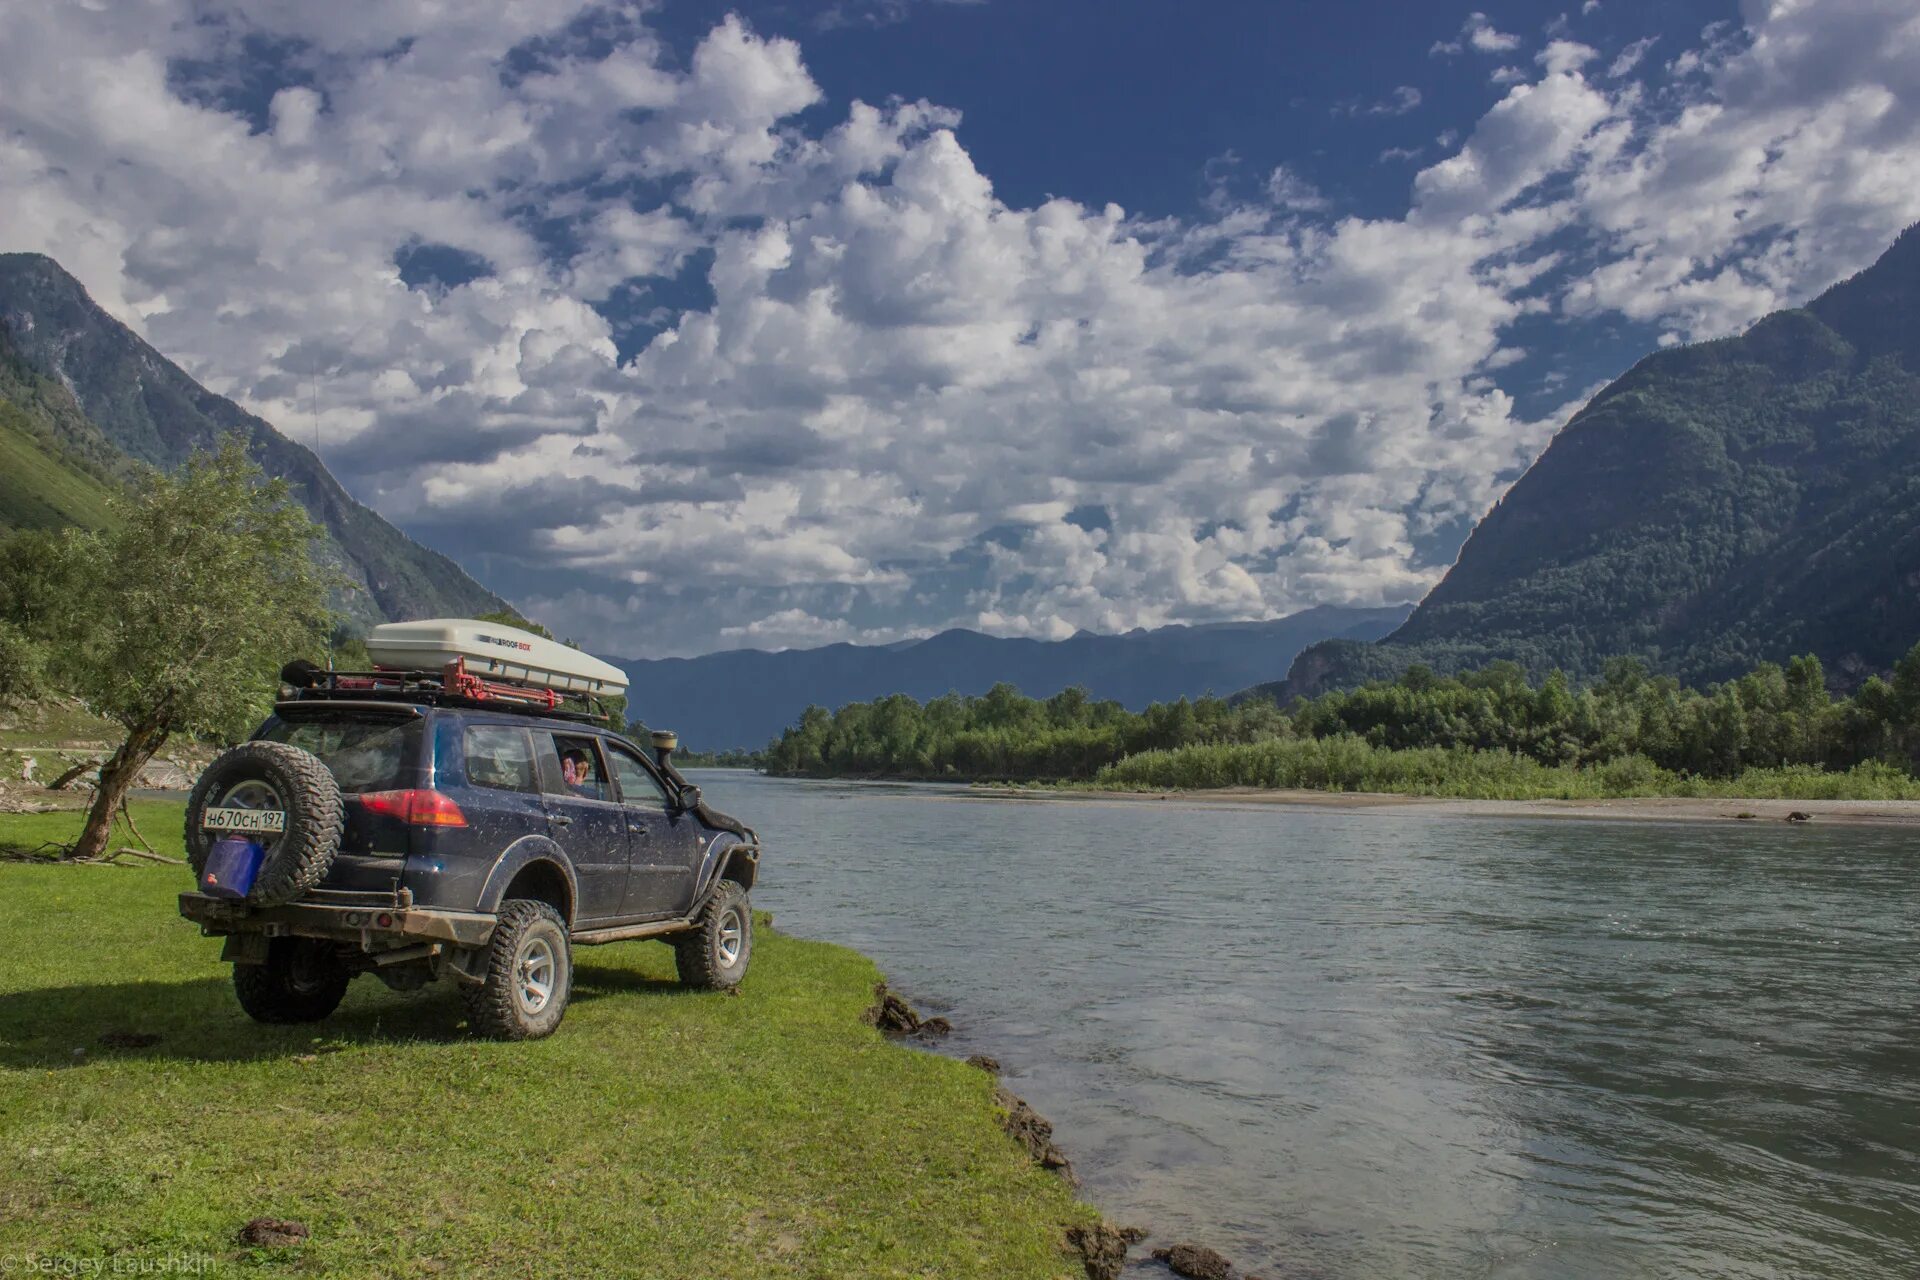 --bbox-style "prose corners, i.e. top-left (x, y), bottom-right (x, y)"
top-left (179, 889), bottom-right (496, 949)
